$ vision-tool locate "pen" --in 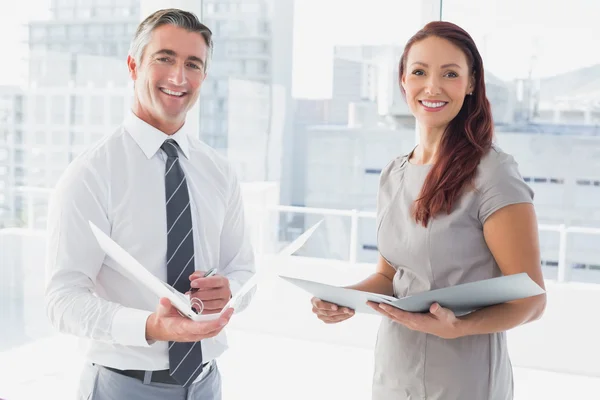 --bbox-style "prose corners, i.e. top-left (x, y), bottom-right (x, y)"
top-left (203, 268), bottom-right (217, 278)
top-left (190, 268), bottom-right (217, 293)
